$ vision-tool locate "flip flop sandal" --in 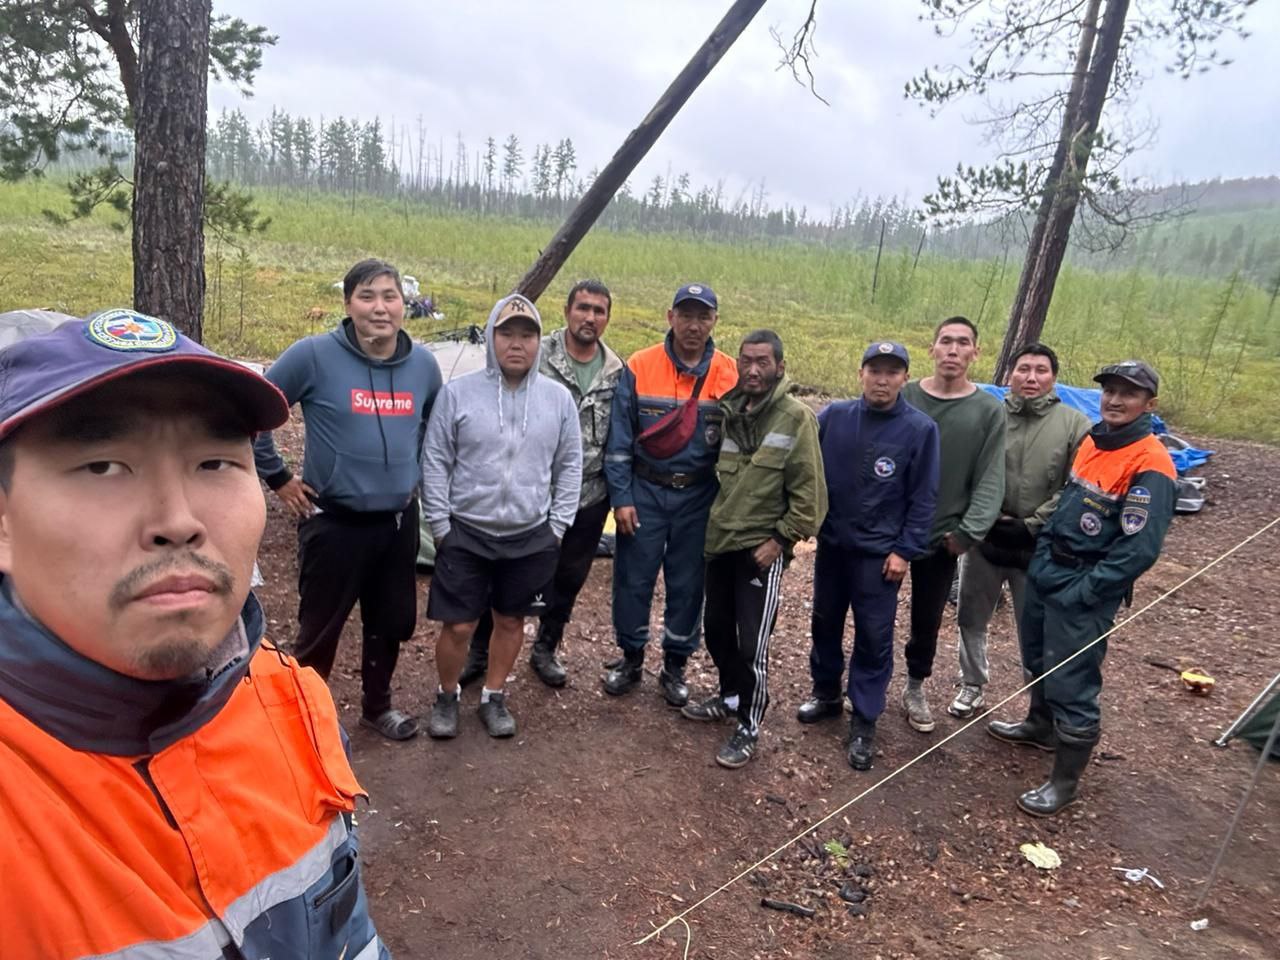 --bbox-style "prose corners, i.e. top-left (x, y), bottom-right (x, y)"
top-left (359, 709), bottom-right (419, 741)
